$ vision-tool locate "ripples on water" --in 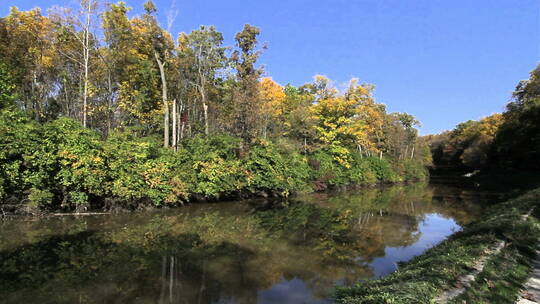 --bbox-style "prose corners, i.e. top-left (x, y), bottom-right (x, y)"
top-left (0, 181), bottom-right (506, 303)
